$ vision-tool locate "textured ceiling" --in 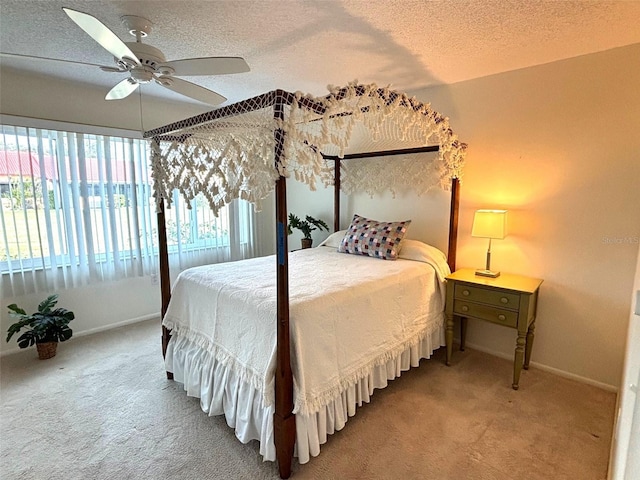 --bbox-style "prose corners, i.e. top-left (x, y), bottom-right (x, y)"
top-left (1, 0), bottom-right (640, 107)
